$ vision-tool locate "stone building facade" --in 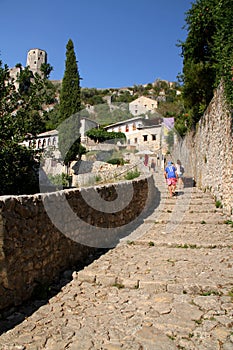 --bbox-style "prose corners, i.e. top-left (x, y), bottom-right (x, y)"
top-left (129, 96), bottom-right (158, 116)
